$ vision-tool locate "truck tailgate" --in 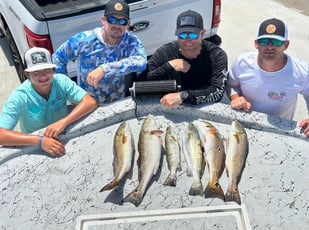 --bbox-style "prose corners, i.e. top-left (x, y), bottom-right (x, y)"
top-left (47, 0), bottom-right (215, 56)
